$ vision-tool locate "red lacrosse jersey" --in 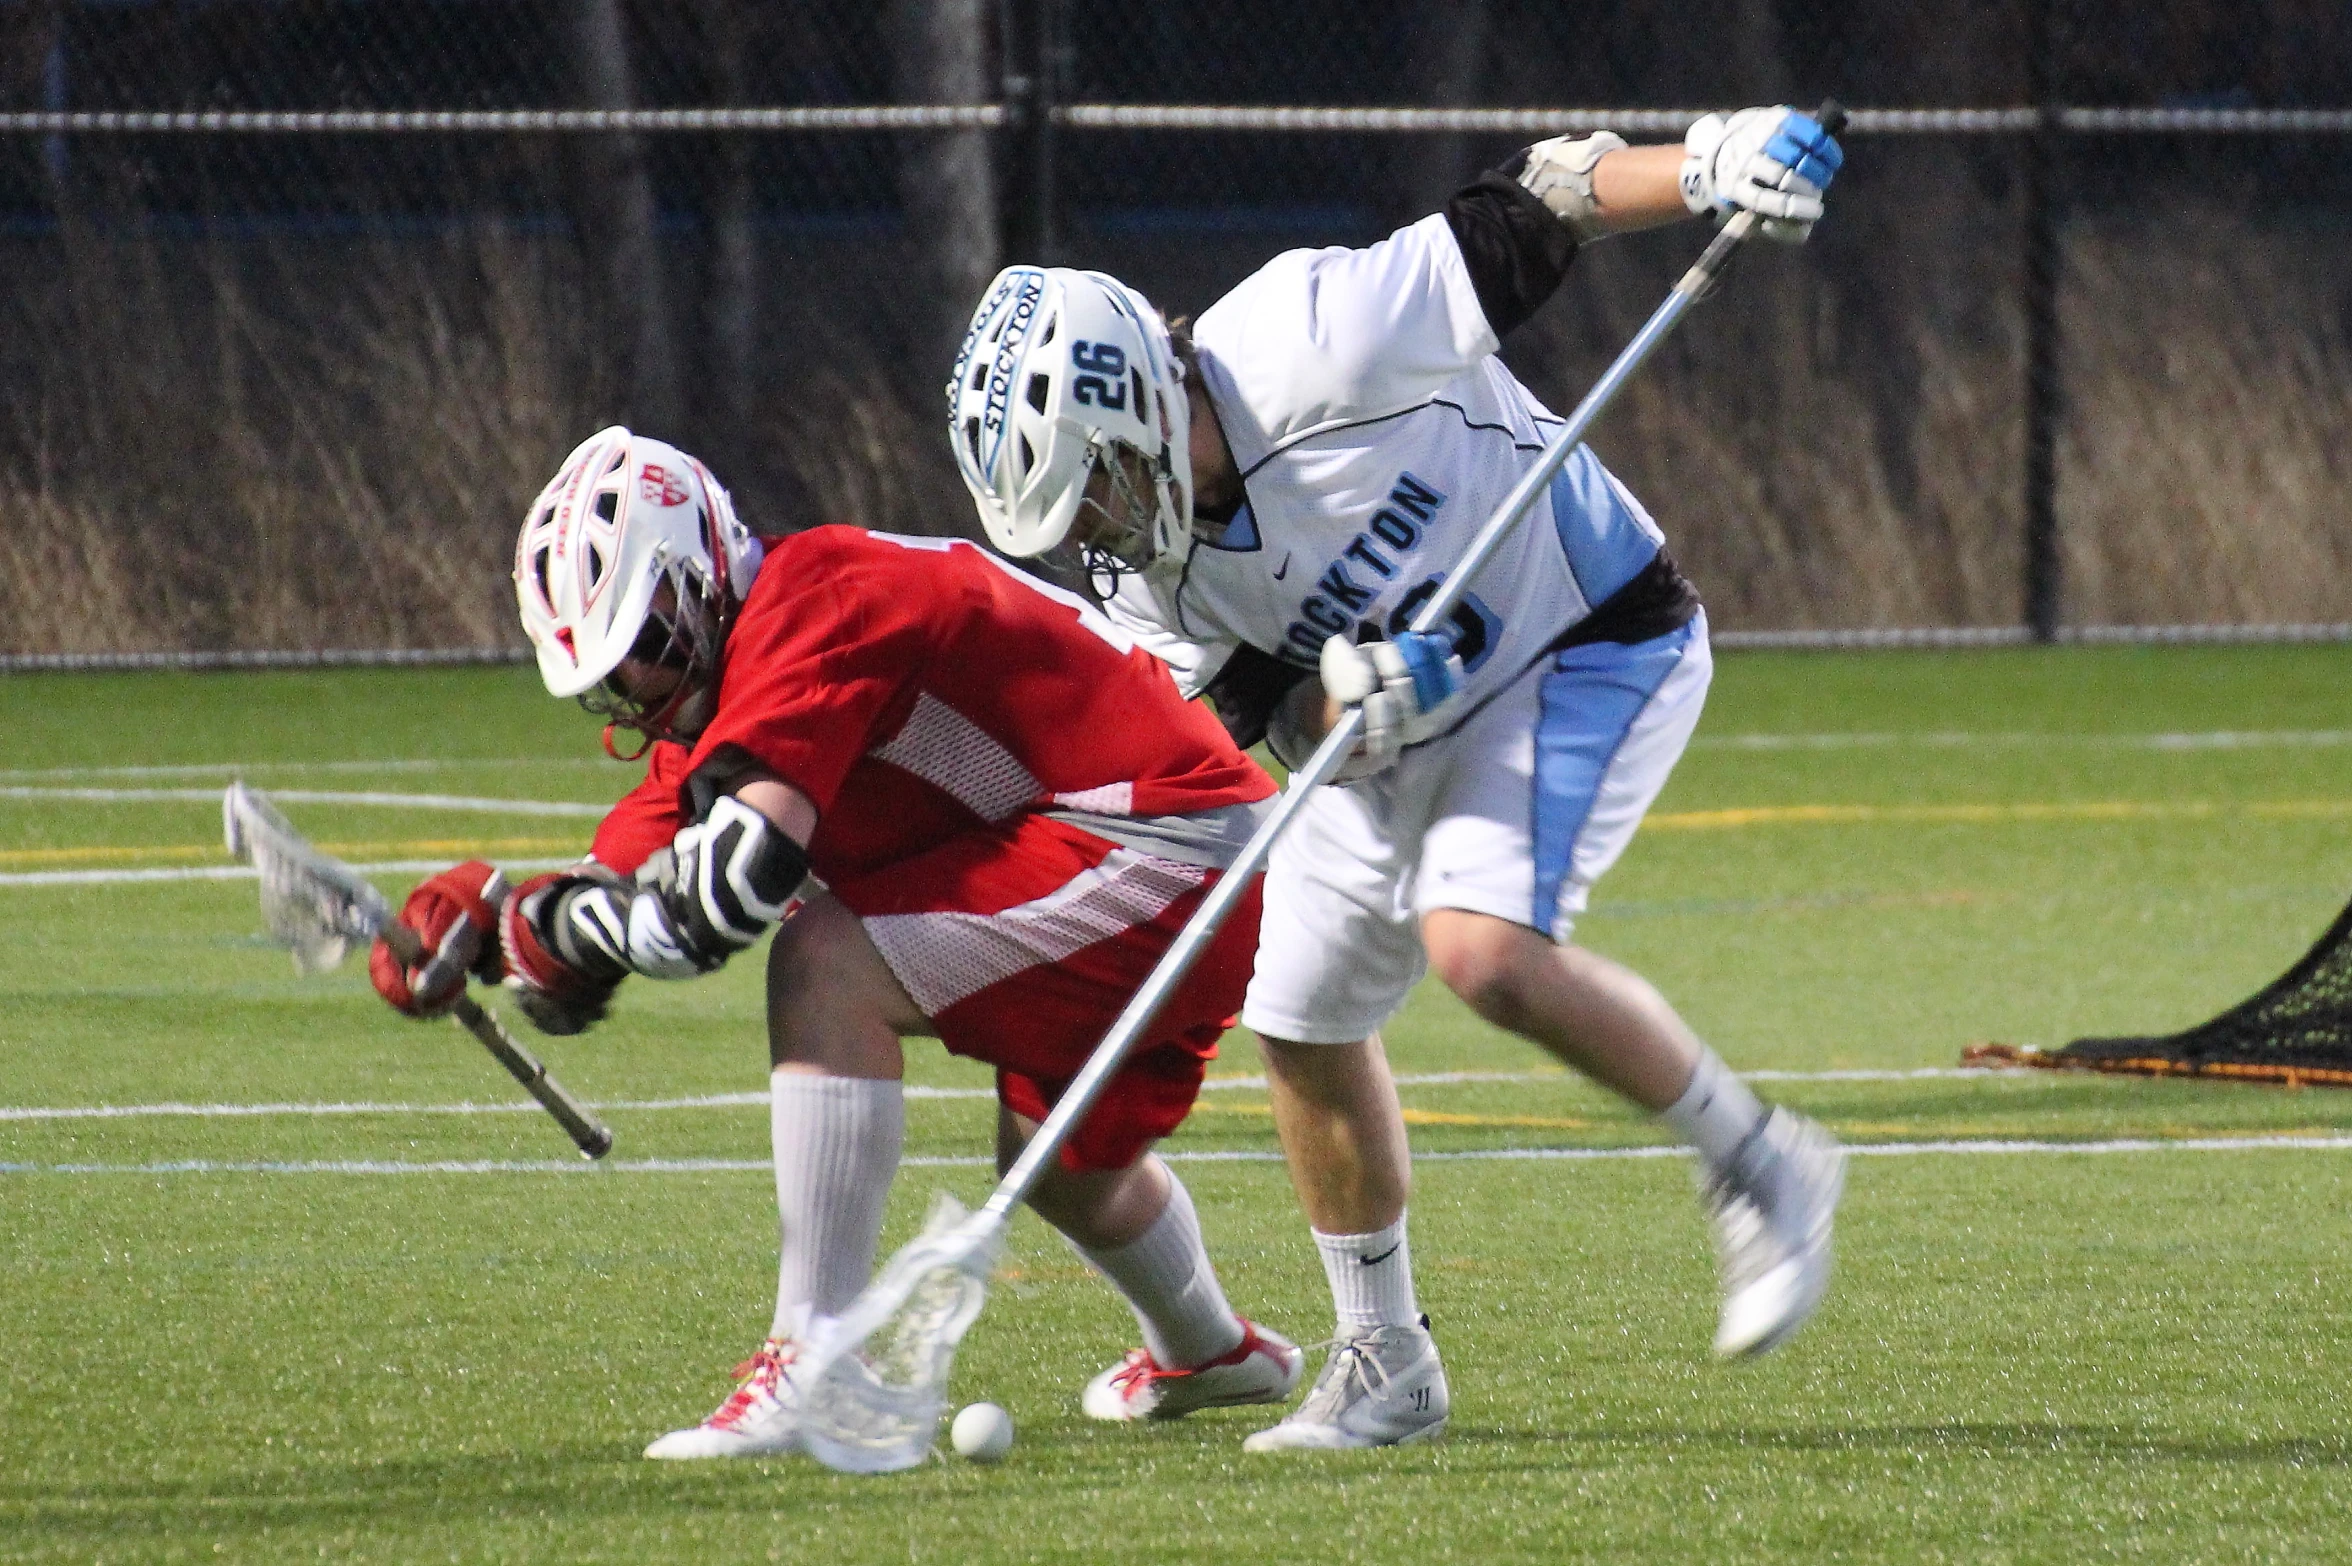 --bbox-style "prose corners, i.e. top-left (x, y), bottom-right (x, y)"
top-left (589, 527), bottom-right (1274, 880)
